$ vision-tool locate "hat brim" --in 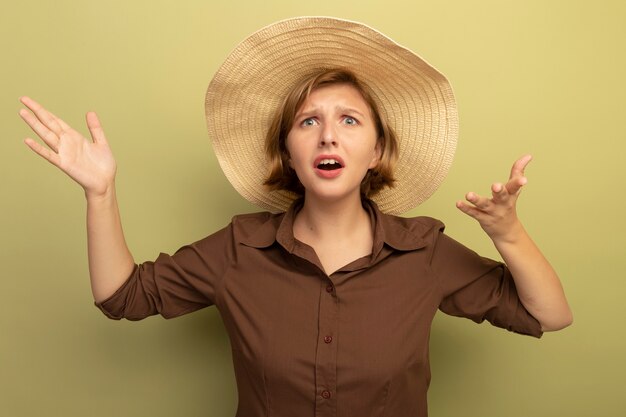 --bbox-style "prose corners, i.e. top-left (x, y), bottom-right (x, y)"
top-left (205, 16), bottom-right (458, 214)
